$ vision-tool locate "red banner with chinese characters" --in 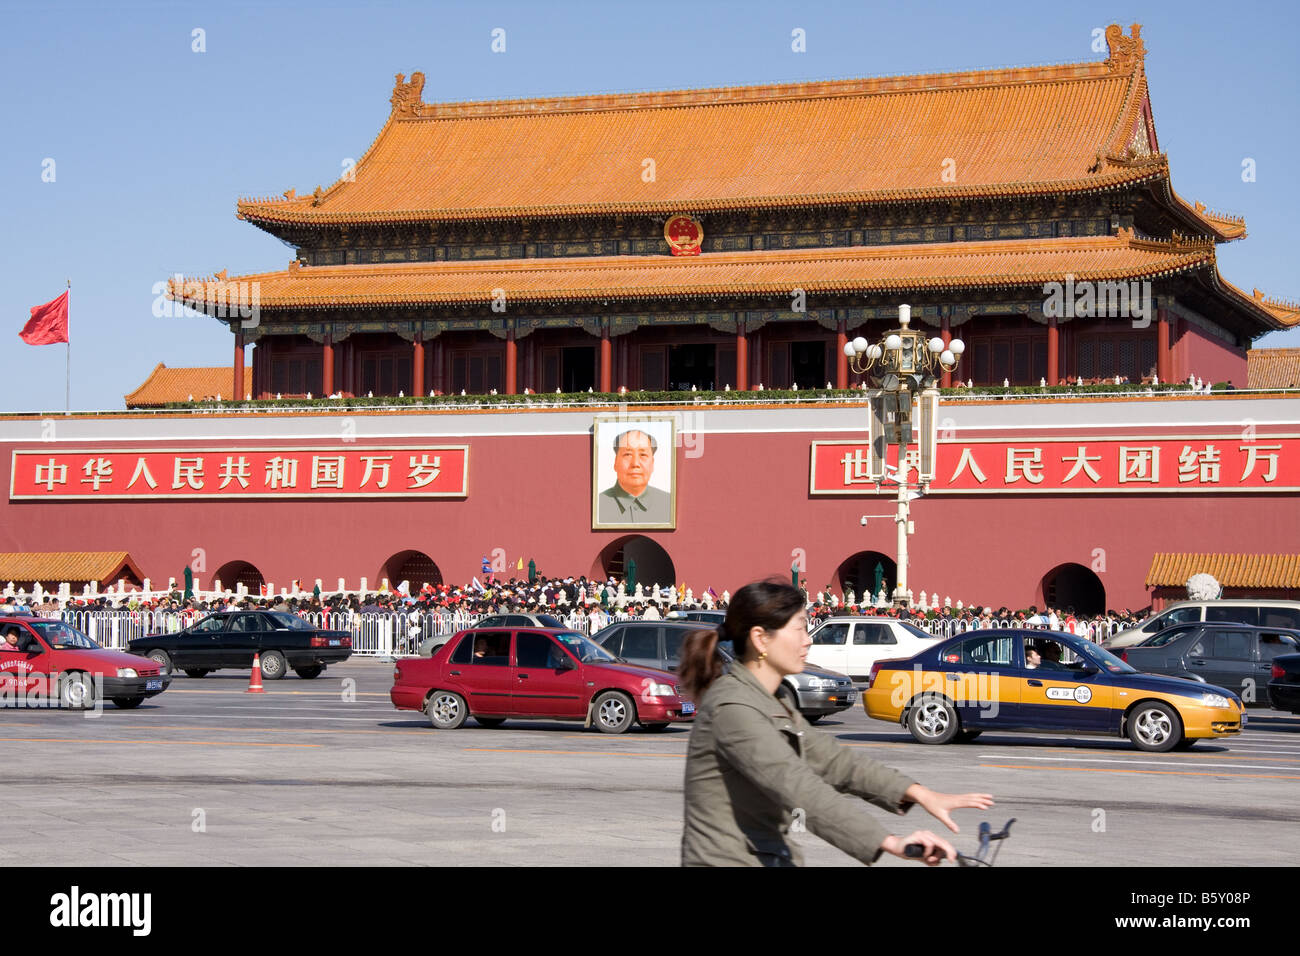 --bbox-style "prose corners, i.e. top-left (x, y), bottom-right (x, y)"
top-left (9, 447), bottom-right (468, 499)
top-left (810, 437), bottom-right (1300, 494)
